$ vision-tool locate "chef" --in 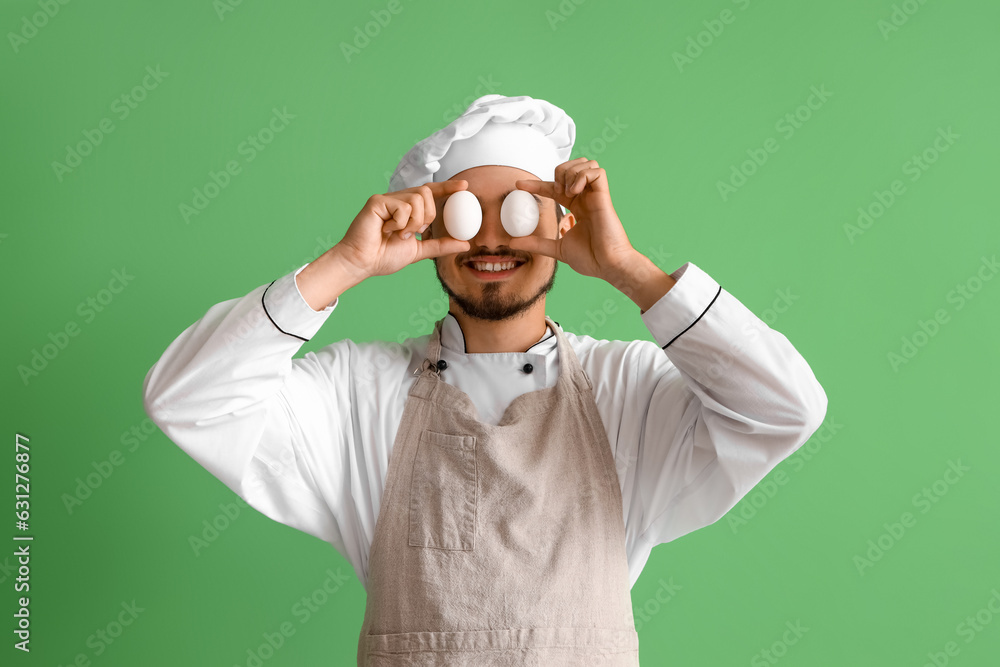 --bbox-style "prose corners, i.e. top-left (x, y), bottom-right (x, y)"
top-left (143, 94), bottom-right (827, 666)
